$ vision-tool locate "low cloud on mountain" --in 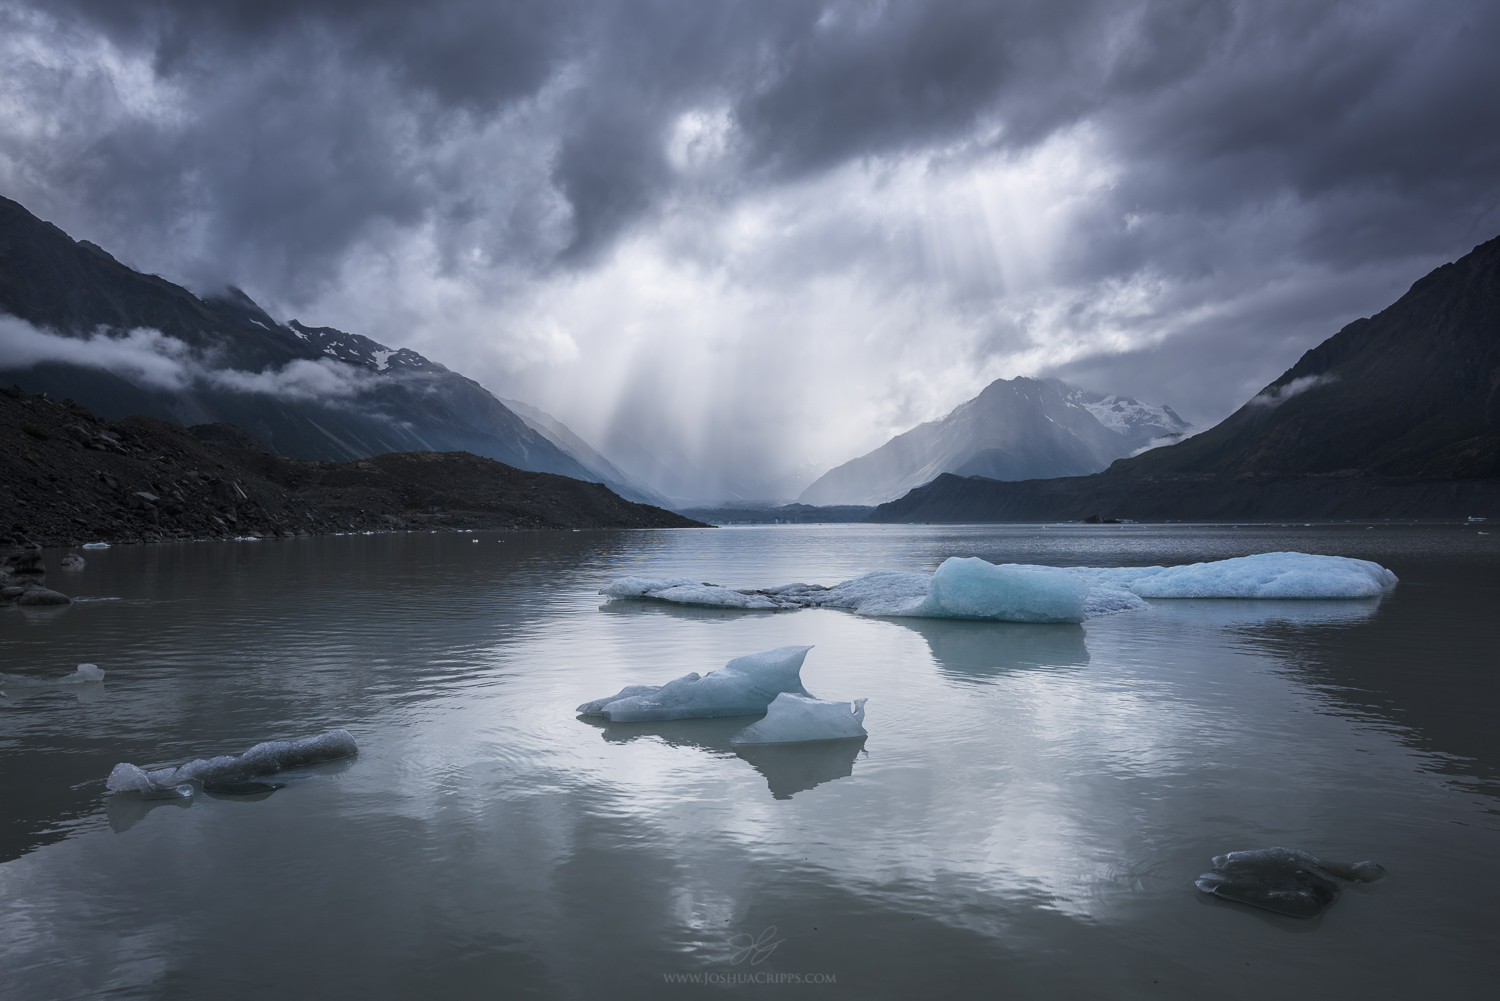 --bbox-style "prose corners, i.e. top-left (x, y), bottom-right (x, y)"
top-left (0, 314), bottom-right (380, 403)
